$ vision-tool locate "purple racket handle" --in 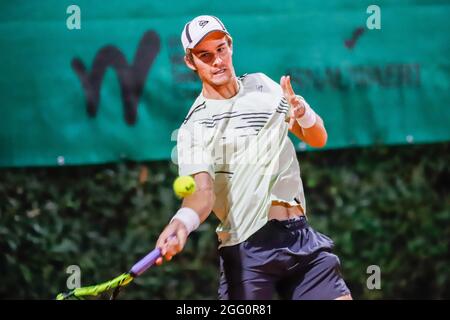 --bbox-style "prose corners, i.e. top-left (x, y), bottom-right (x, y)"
top-left (129, 247), bottom-right (162, 277)
top-left (129, 235), bottom-right (176, 277)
